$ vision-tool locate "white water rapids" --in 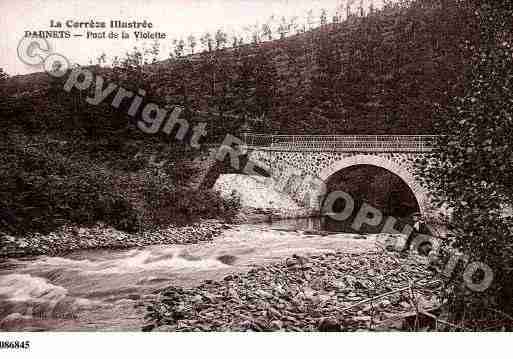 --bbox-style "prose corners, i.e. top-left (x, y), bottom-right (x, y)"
top-left (0, 220), bottom-right (390, 331)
